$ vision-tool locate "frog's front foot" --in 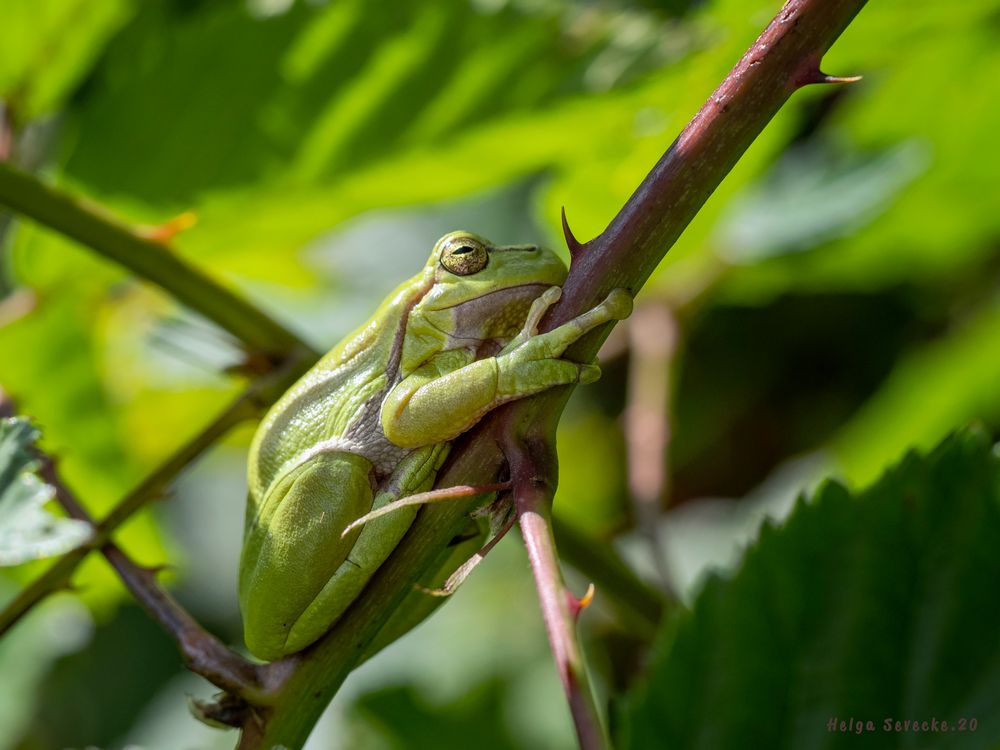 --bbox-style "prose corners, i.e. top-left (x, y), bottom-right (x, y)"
top-left (575, 287), bottom-right (633, 329)
top-left (498, 287), bottom-right (633, 370)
